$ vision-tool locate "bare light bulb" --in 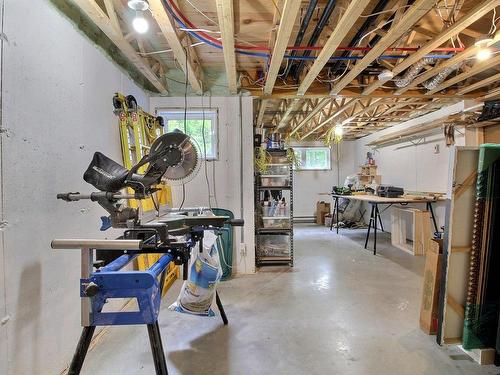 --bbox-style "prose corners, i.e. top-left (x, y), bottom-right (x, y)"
top-left (334, 124), bottom-right (343, 138)
top-left (133, 15), bottom-right (149, 34)
top-left (477, 48), bottom-right (492, 61)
